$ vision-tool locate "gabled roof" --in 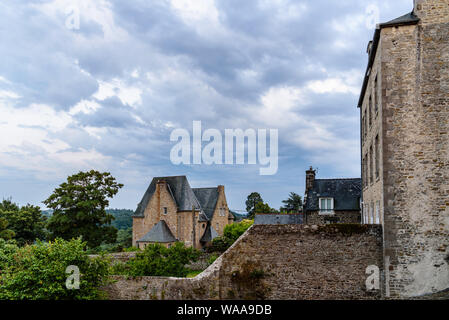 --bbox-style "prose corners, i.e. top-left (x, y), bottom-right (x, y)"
top-left (305, 178), bottom-right (361, 211)
top-left (200, 224), bottom-right (219, 243)
top-left (133, 176), bottom-right (202, 217)
top-left (192, 188), bottom-right (219, 221)
top-left (137, 220), bottom-right (177, 243)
